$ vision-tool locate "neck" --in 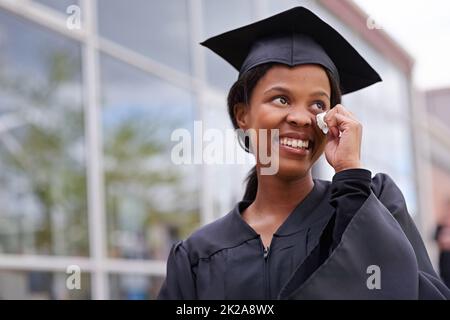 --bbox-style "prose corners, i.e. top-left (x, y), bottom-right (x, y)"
top-left (251, 169), bottom-right (314, 217)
